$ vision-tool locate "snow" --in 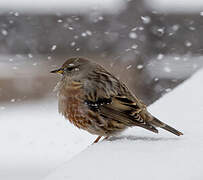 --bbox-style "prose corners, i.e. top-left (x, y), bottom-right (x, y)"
top-left (1, 29), bottom-right (8, 36)
top-left (141, 16), bottom-right (151, 24)
top-left (126, 65), bottom-right (132, 70)
top-left (0, 98), bottom-right (95, 180)
top-left (128, 32), bottom-right (137, 39)
top-left (137, 64), bottom-right (144, 70)
top-left (185, 41), bottom-right (192, 47)
top-left (44, 69), bottom-right (203, 180)
top-left (131, 44), bottom-right (138, 49)
top-left (1, 67), bottom-right (203, 180)
top-left (51, 45), bottom-right (57, 51)
top-left (70, 42), bottom-right (76, 47)
top-left (157, 53), bottom-right (164, 60)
